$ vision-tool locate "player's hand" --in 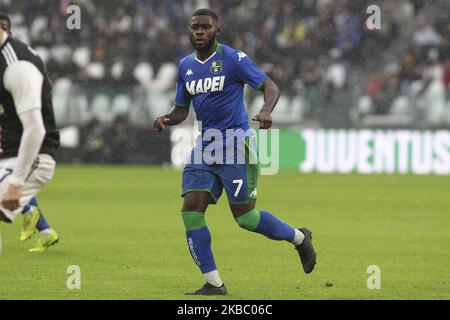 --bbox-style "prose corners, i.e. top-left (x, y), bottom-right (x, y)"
top-left (153, 116), bottom-right (170, 132)
top-left (1, 183), bottom-right (22, 211)
top-left (252, 111), bottom-right (272, 129)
